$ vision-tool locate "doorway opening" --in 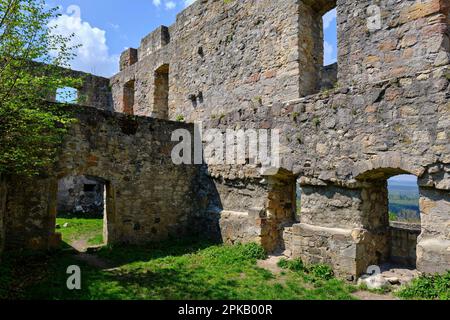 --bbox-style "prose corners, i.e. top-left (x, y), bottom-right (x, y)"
top-left (56, 175), bottom-right (109, 252)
